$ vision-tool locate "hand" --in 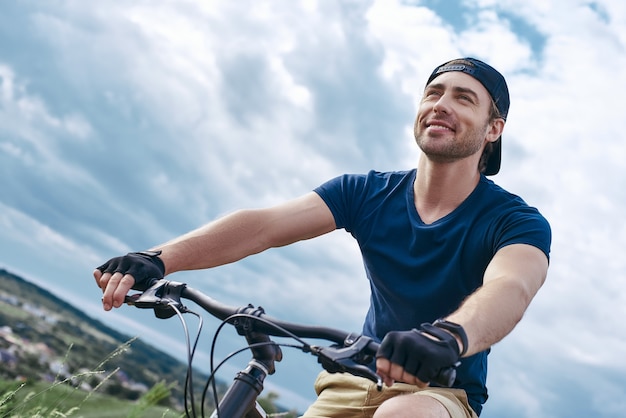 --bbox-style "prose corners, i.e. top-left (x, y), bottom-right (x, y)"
top-left (94, 251), bottom-right (165, 311)
top-left (375, 323), bottom-right (461, 387)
